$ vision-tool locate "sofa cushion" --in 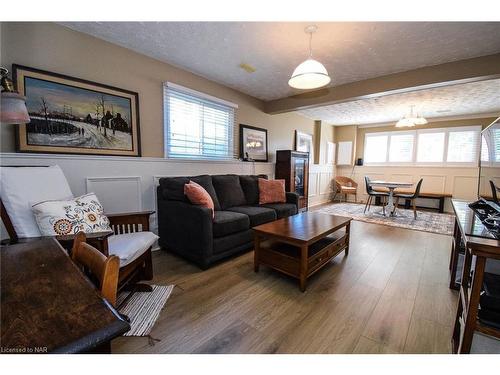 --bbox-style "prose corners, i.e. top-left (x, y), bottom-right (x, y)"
top-left (227, 206), bottom-right (276, 227)
top-left (213, 210), bottom-right (250, 238)
top-left (184, 181), bottom-right (215, 218)
top-left (213, 229), bottom-right (253, 255)
top-left (159, 175), bottom-right (221, 211)
top-left (108, 231), bottom-right (158, 267)
top-left (258, 178), bottom-right (286, 204)
top-left (239, 175), bottom-right (267, 205)
top-left (261, 203), bottom-right (298, 219)
top-left (212, 175), bottom-right (247, 209)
